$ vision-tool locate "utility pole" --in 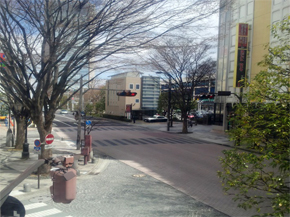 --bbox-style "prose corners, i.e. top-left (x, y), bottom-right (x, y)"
top-left (76, 76), bottom-right (83, 150)
top-left (167, 76), bottom-right (171, 131)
